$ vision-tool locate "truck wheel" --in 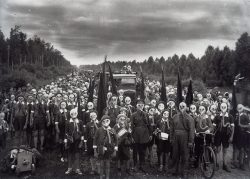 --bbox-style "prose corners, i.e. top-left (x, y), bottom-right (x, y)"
top-left (31, 164), bottom-right (35, 174)
top-left (16, 167), bottom-right (20, 176)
